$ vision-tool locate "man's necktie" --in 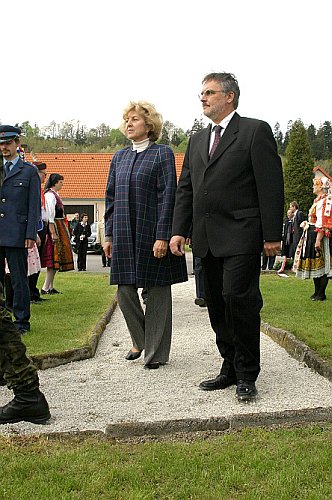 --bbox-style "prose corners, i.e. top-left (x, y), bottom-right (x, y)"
top-left (209, 125), bottom-right (222, 159)
top-left (4, 161), bottom-right (12, 178)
